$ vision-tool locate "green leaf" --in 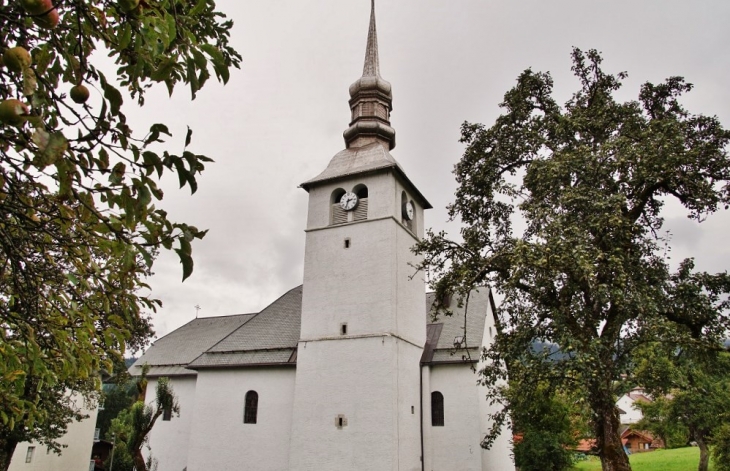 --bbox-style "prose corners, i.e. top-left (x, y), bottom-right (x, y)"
top-left (190, 0), bottom-right (208, 16)
top-left (119, 23), bottom-right (133, 50)
top-left (110, 162), bottom-right (126, 185)
top-left (100, 73), bottom-right (123, 115)
top-left (175, 250), bottom-right (194, 281)
top-left (185, 127), bottom-right (193, 149)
